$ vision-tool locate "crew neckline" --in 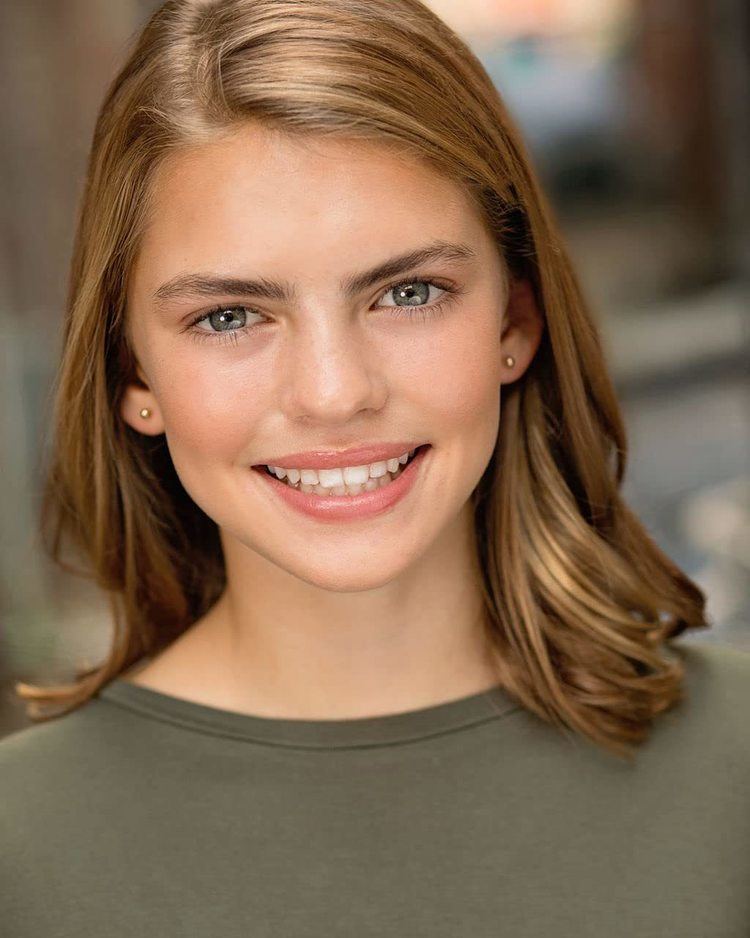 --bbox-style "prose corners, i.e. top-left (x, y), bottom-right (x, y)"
top-left (97, 678), bottom-right (521, 749)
